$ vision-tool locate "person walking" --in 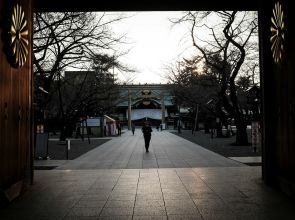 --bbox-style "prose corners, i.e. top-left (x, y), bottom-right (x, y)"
top-left (131, 123), bottom-right (135, 135)
top-left (117, 122), bottom-right (122, 136)
top-left (141, 121), bottom-right (152, 152)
